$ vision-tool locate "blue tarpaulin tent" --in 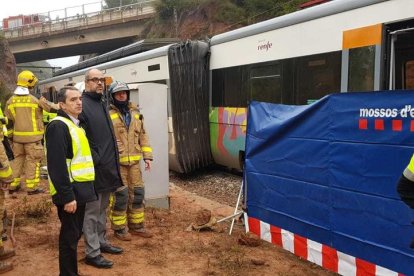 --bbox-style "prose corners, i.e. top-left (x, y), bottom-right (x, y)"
top-left (245, 91), bottom-right (414, 275)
